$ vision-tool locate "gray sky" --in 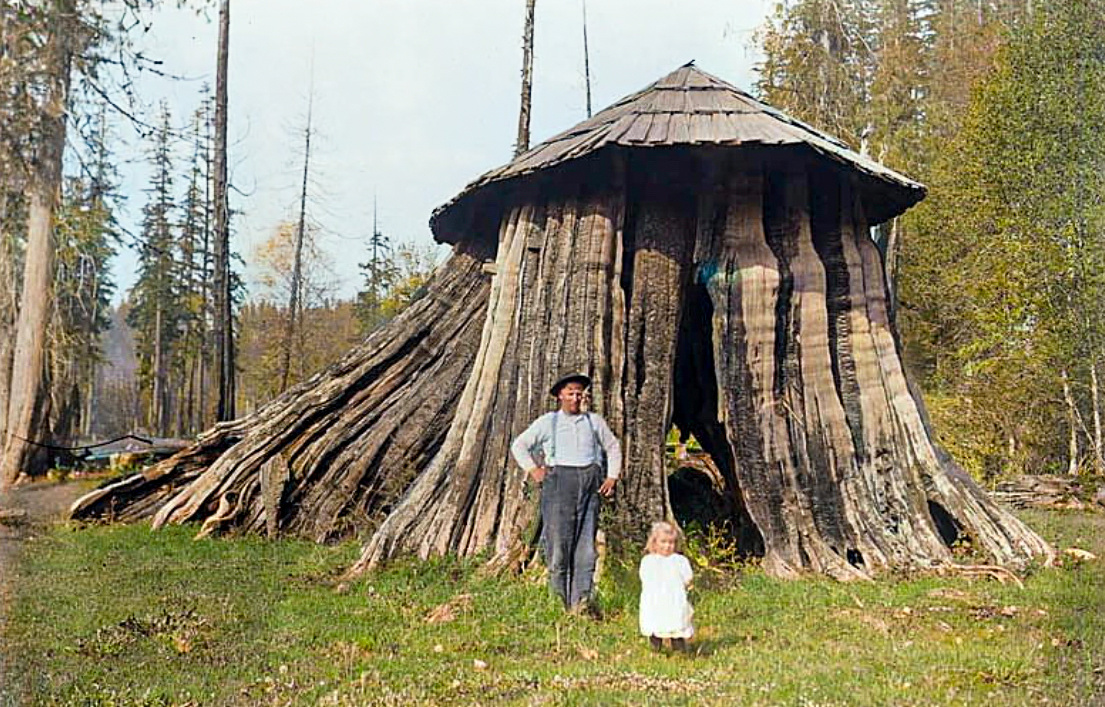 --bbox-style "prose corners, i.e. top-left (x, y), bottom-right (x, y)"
top-left (115, 0), bottom-right (773, 302)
